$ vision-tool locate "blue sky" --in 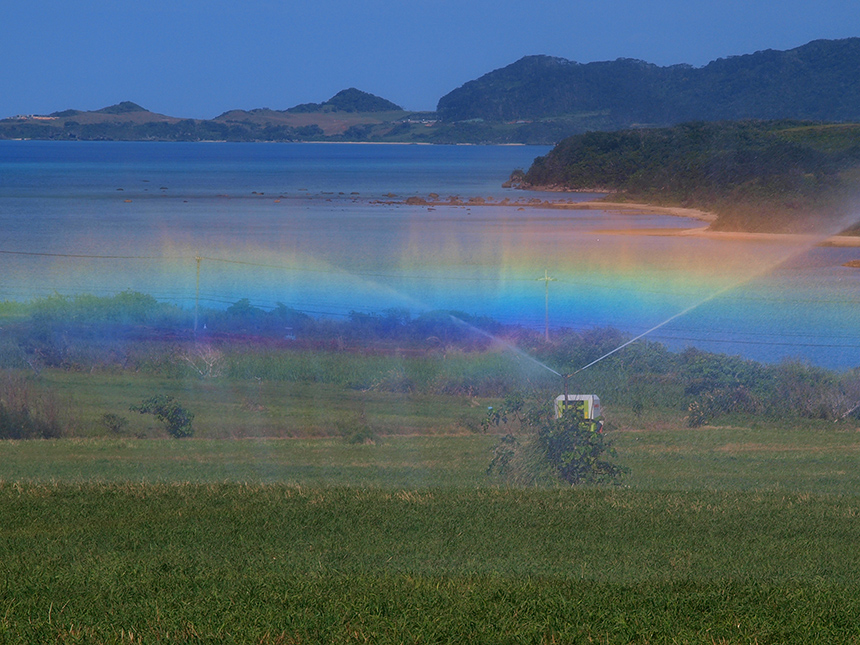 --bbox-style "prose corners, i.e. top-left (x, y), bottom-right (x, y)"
top-left (3, 0), bottom-right (859, 119)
